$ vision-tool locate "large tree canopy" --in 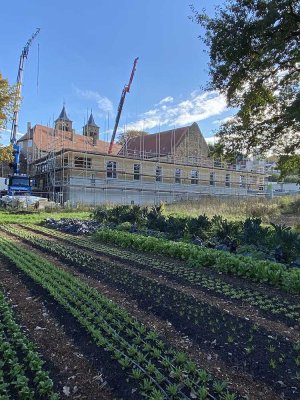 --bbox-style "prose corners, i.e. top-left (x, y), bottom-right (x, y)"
top-left (0, 73), bottom-right (15, 130)
top-left (277, 154), bottom-right (300, 183)
top-left (0, 72), bottom-right (15, 162)
top-left (193, 0), bottom-right (300, 156)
